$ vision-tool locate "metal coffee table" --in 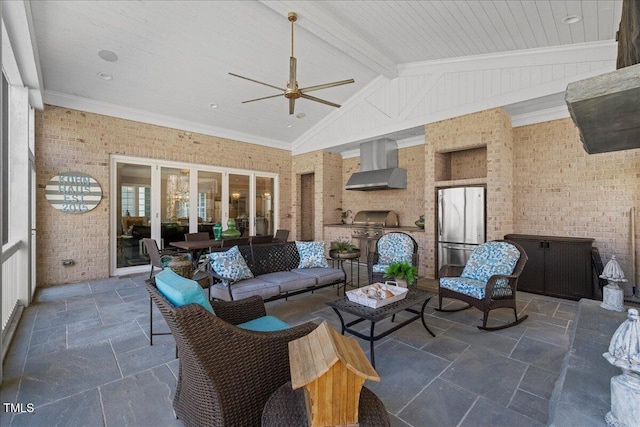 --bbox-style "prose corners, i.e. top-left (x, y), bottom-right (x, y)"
top-left (326, 288), bottom-right (436, 368)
